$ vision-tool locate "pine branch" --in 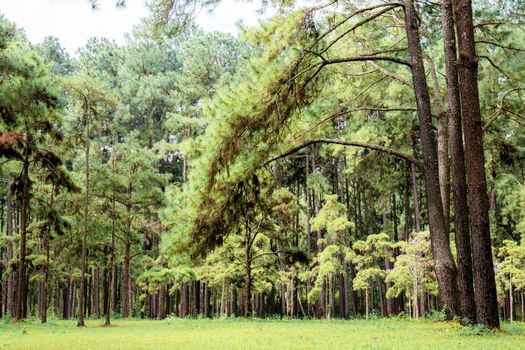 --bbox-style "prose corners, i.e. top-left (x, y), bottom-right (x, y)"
top-left (266, 138), bottom-right (421, 167)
